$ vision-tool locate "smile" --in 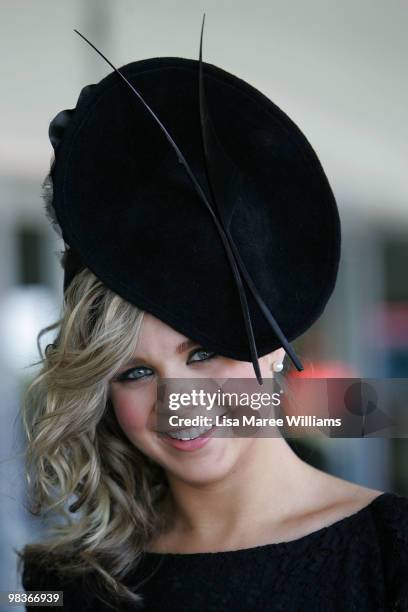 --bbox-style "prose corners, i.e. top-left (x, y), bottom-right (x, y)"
top-left (166, 422), bottom-right (215, 441)
top-left (159, 422), bottom-right (220, 453)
